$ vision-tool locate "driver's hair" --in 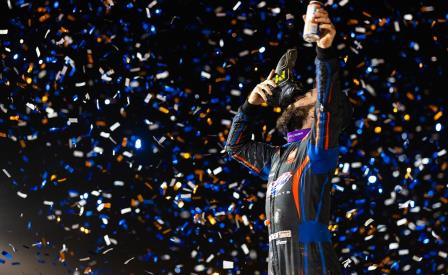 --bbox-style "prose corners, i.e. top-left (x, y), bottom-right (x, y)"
top-left (275, 102), bottom-right (314, 136)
